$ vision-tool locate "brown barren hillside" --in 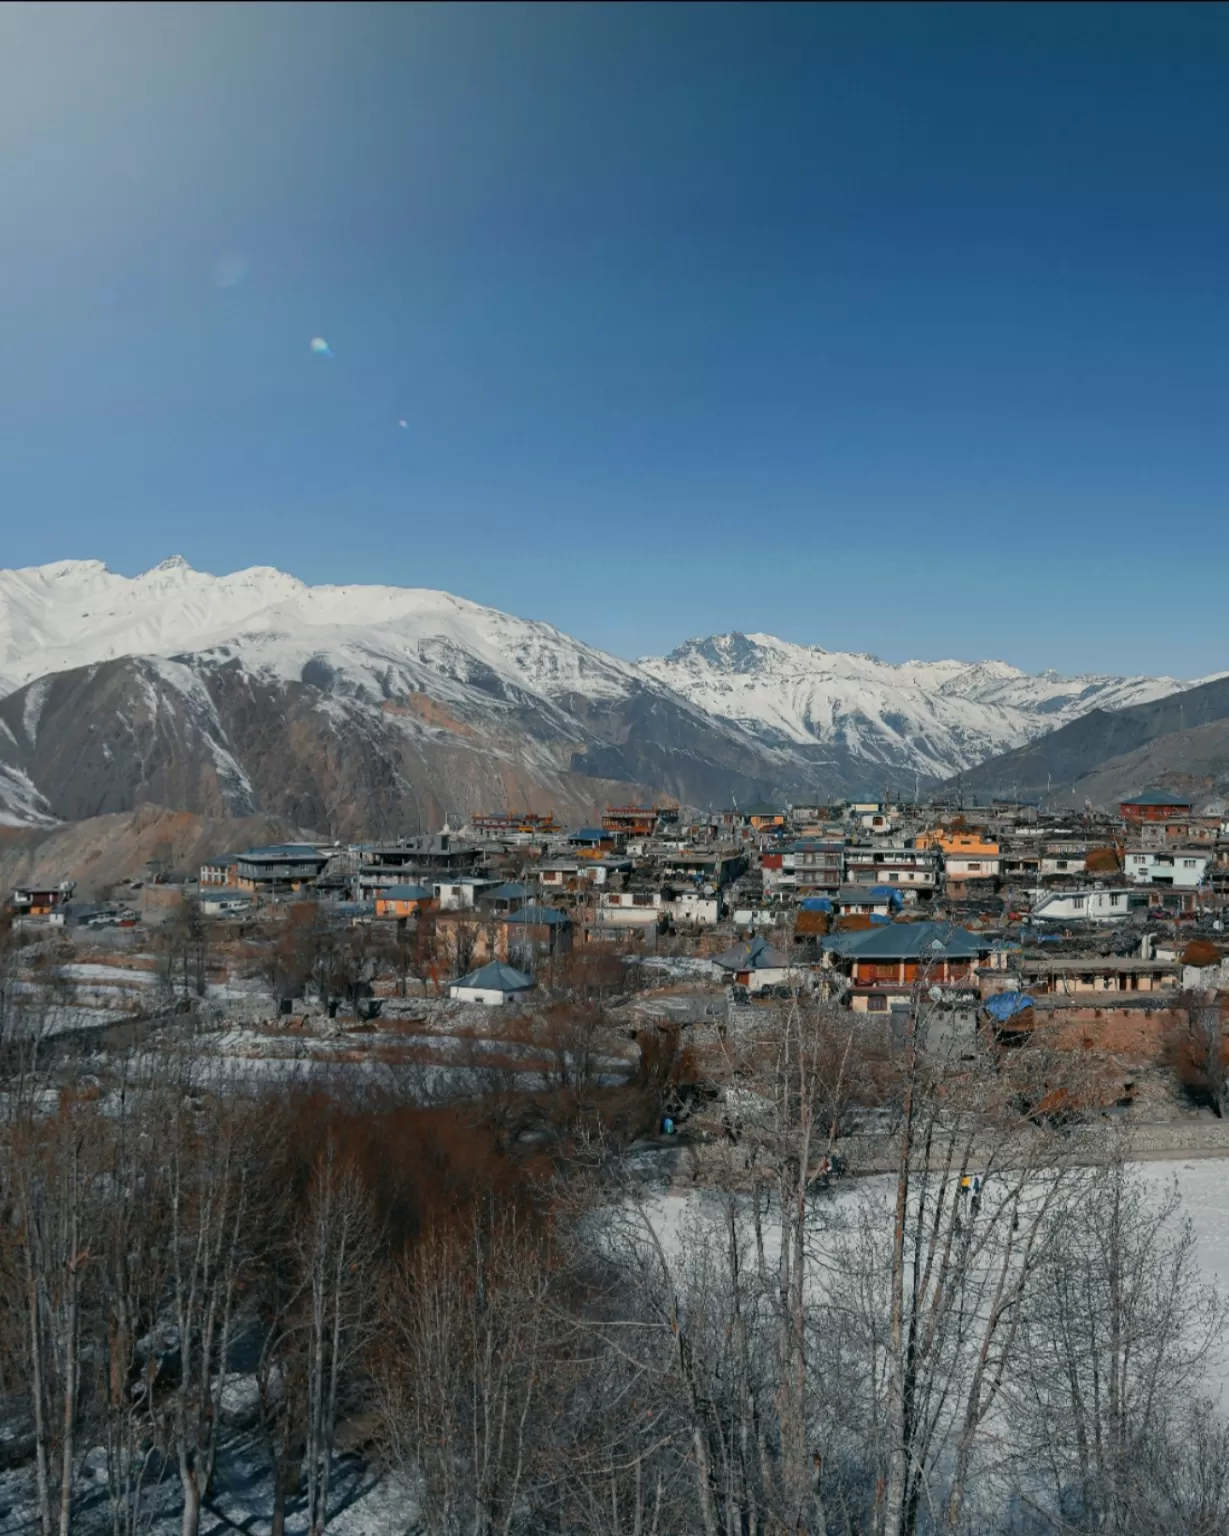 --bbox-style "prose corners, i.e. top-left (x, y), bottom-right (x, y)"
top-left (0, 804), bottom-right (305, 899)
